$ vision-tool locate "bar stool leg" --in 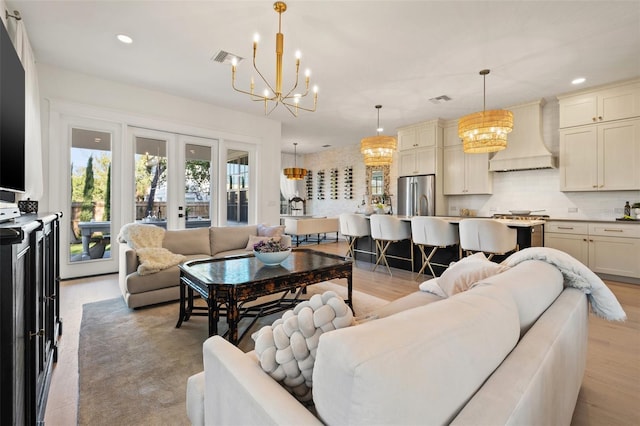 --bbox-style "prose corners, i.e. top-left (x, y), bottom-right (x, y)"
top-left (373, 240), bottom-right (393, 275)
